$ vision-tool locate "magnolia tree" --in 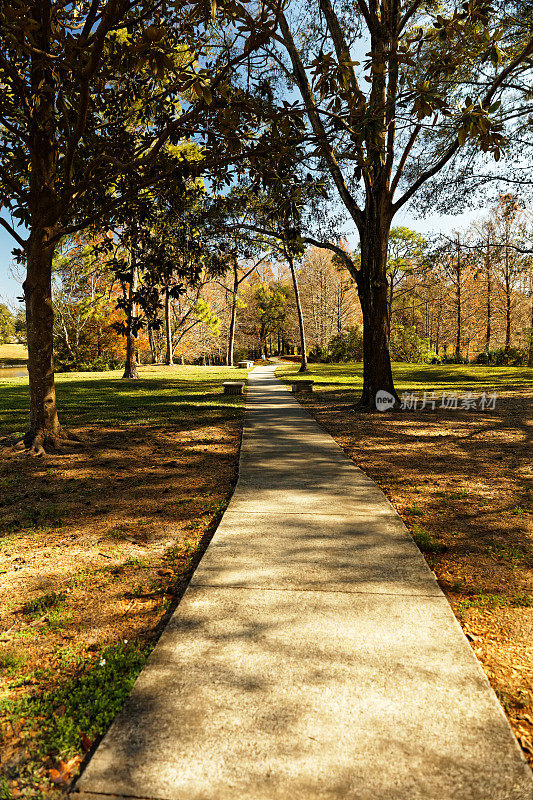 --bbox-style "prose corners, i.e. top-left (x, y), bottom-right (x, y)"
top-left (0, 0), bottom-right (276, 452)
top-left (256, 0), bottom-right (533, 406)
